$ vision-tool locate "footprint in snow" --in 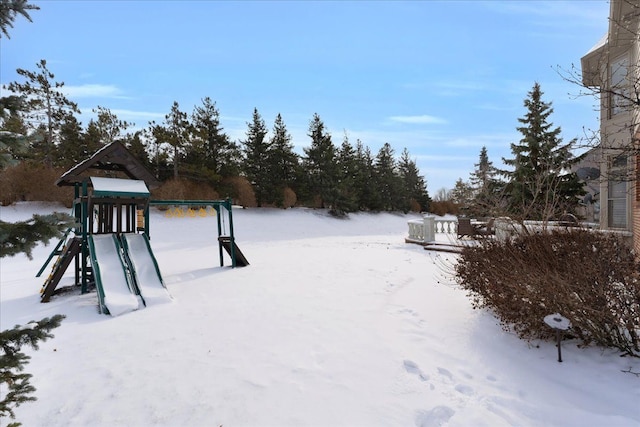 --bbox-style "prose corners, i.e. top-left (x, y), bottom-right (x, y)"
top-left (403, 360), bottom-right (430, 382)
top-left (437, 367), bottom-right (474, 395)
top-left (455, 384), bottom-right (474, 396)
top-left (437, 367), bottom-right (453, 381)
top-left (415, 406), bottom-right (455, 427)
